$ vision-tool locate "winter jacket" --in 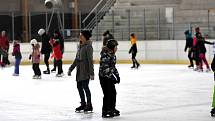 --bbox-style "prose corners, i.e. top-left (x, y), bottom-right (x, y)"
top-left (12, 43), bottom-right (22, 59)
top-left (129, 36), bottom-right (137, 54)
top-left (51, 40), bottom-right (62, 61)
top-left (69, 40), bottom-right (94, 81)
top-left (184, 32), bottom-right (193, 51)
top-left (32, 44), bottom-right (40, 63)
top-left (0, 36), bottom-right (9, 50)
top-left (54, 35), bottom-right (64, 53)
top-left (41, 34), bottom-right (52, 54)
top-left (99, 47), bottom-right (119, 79)
top-left (196, 37), bottom-right (213, 54)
